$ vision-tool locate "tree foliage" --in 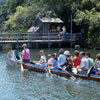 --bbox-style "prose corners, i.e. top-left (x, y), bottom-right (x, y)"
top-left (74, 0), bottom-right (100, 47)
top-left (0, 0), bottom-right (100, 47)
